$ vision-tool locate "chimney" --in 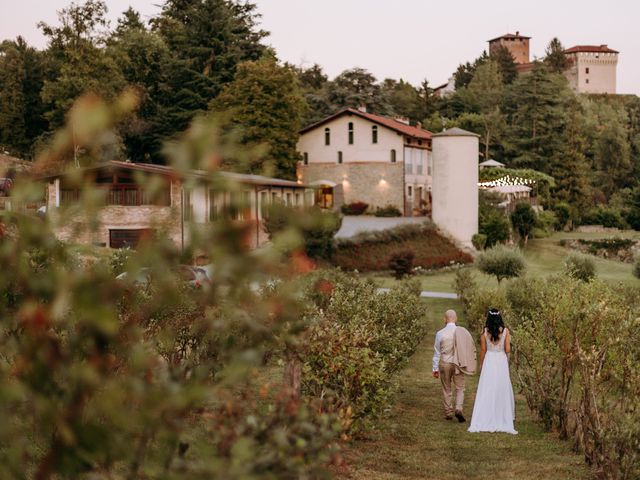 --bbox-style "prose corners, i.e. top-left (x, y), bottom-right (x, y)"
top-left (516, 31), bottom-right (519, 36)
top-left (600, 44), bottom-right (607, 48)
top-left (394, 116), bottom-right (410, 125)
top-left (357, 104), bottom-right (367, 113)
top-left (416, 121), bottom-right (422, 129)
